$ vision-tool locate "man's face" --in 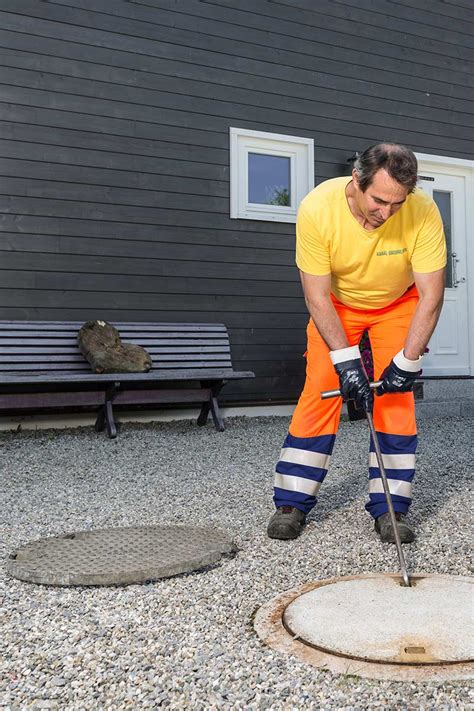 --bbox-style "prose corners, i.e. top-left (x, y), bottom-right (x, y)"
top-left (352, 168), bottom-right (409, 229)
